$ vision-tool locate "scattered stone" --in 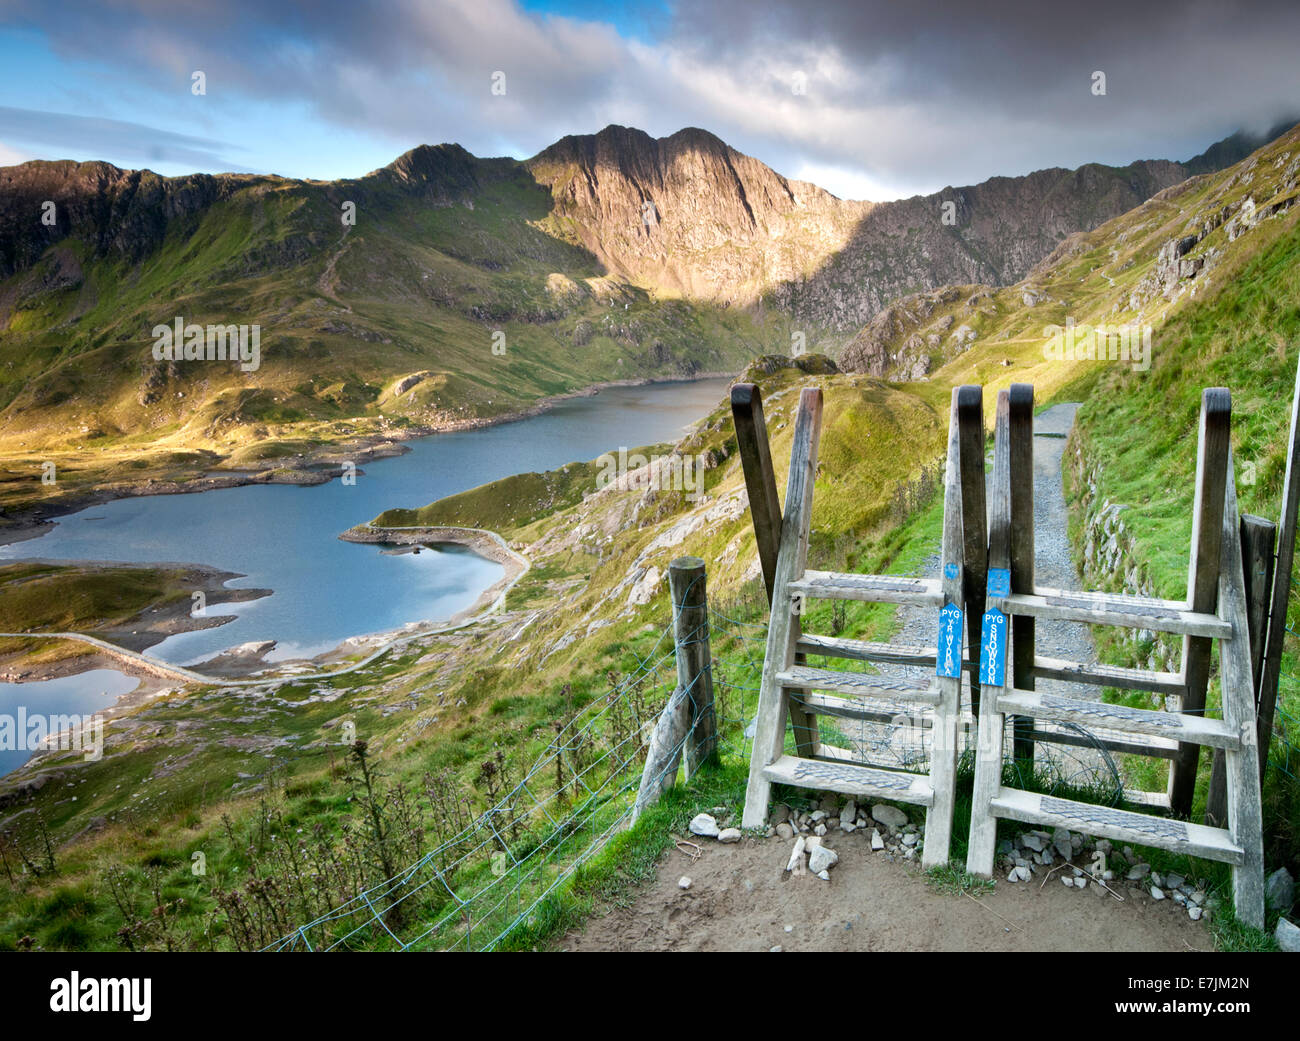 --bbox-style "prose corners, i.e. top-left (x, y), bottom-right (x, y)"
top-left (871, 829), bottom-right (885, 851)
top-left (1052, 829), bottom-right (1073, 859)
top-left (1076, 878), bottom-right (1088, 890)
top-left (718, 828), bottom-right (742, 844)
top-left (1151, 872), bottom-right (1164, 888)
top-left (1164, 872), bottom-right (1185, 891)
top-left (1021, 832), bottom-right (1046, 853)
top-left (814, 824), bottom-right (827, 837)
top-left (902, 833), bottom-right (918, 847)
top-left (1072, 866), bottom-right (1083, 877)
top-left (818, 794), bottom-right (838, 815)
top-left (1062, 876), bottom-right (1074, 887)
top-left (1190, 890), bottom-right (1206, 906)
top-left (841, 820), bottom-right (857, 834)
top-left (1126, 863), bottom-right (1151, 881)
top-left (817, 869), bottom-right (831, 881)
top-left (770, 945), bottom-right (783, 953)
top-left (678, 876), bottom-right (692, 890)
top-left (772, 804), bottom-right (791, 825)
top-left (1188, 906), bottom-right (1203, 921)
top-left (1275, 918), bottom-right (1300, 952)
top-left (1267, 867), bottom-right (1295, 912)
top-left (1172, 891), bottom-right (1187, 906)
top-left (689, 813), bottom-right (720, 838)
top-left (872, 804), bottom-right (908, 829)
top-left (776, 822), bottom-right (794, 840)
top-left (1150, 886), bottom-right (1166, 901)
top-left (809, 845), bottom-right (839, 874)
top-left (842, 800), bottom-right (857, 823)
top-left (810, 810), bottom-right (828, 823)
top-left (805, 836), bottom-right (822, 850)
top-left (785, 837), bottom-right (807, 876)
